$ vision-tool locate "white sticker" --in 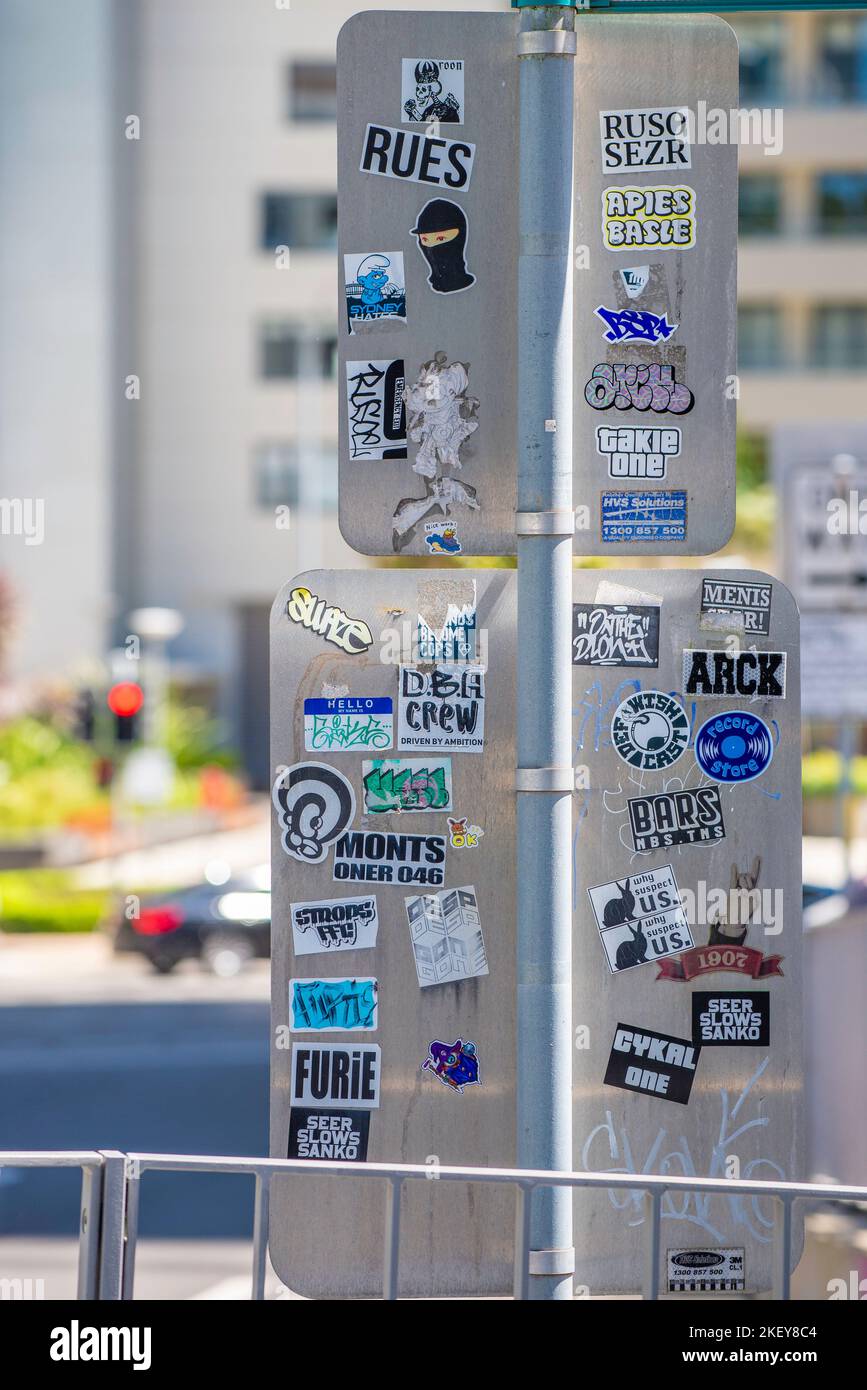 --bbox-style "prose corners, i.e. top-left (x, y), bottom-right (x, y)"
top-left (405, 885), bottom-right (488, 988)
top-left (600, 107), bottom-right (691, 173)
top-left (587, 865), bottom-right (694, 975)
top-left (619, 265), bottom-right (650, 299)
top-left (401, 58), bottom-right (464, 124)
top-left (290, 896), bottom-right (379, 956)
top-left (290, 1043), bottom-right (381, 1110)
top-left (596, 425), bottom-right (681, 480)
top-left (667, 1248), bottom-right (745, 1293)
top-left (359, 123), bottom-right (475, 191)
top-left (398, 665), bottom-right (485, 752)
